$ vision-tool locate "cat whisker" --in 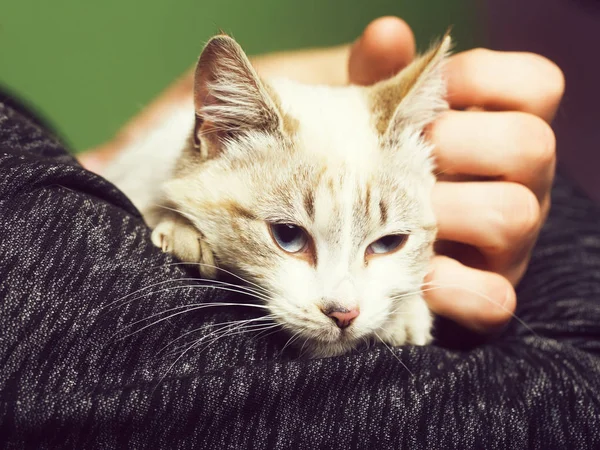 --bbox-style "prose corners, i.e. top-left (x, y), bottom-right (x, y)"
top-left (112, 301), bottom-right (270, 342)
top-left (387, 283), bottom-right (506, 310)
top-left (145, 261), bottom-right (271, 296)
top-left (382, 308), bottom-right (414, 320)
top-left (432, 163), bottom-right (463, 178)
top-left (161, 319), bottom-right (278, 359)
top-left (388, 286), bottom-right (442, 302)
top-left (246, 325), bottom-right (282, 343)
top-left (297, 336), bottom-right (312, 359)
top-left (418, 281), bottom-right (539, 337)
top-left (149, 281), bottom-right (272, 304)
top-left (152, 203), bottom-right (187, 216)
top-left (188, 322), bottom-right (281, 360)
top-left (361, 336), bottom-right (372, 351)
top-left (373, 331), bottom-right (414, 377)
top-left (105, 283), bottom-right (272, 316)
top-left (279, 330), bottom-right (303, 355)
top-left (161, 321), bottom-right (280, 370)
top-left (154, 321), bottom-right (280, 390)
top-left (102, 277), bottom-right (209, 311)
top-left (157, 315), bottom-right (276, 356)
top-left (203, 278), bottom-right (273, 299)
top-left (187, 263), bottom-right (272, 295)
top-left (196, 123), bottom-right (239, 138)
top-left (182, 315), bottom-right (277, 349)
top-left (386, 286), bottom-right (457, 317)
